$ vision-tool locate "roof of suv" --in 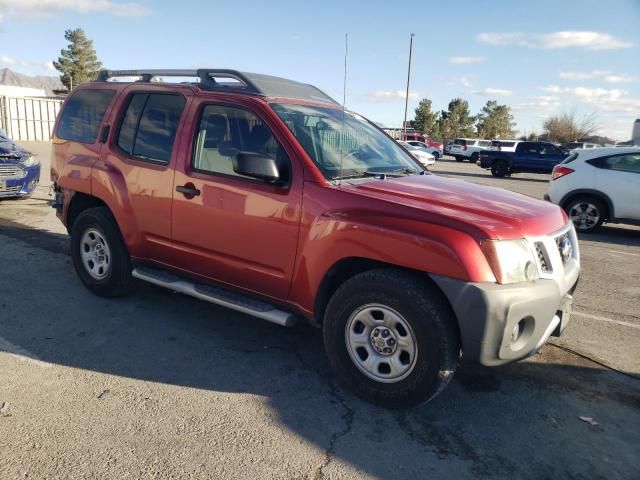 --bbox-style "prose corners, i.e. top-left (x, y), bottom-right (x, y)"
top-left (94, 68), bottom-right (339, 105)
